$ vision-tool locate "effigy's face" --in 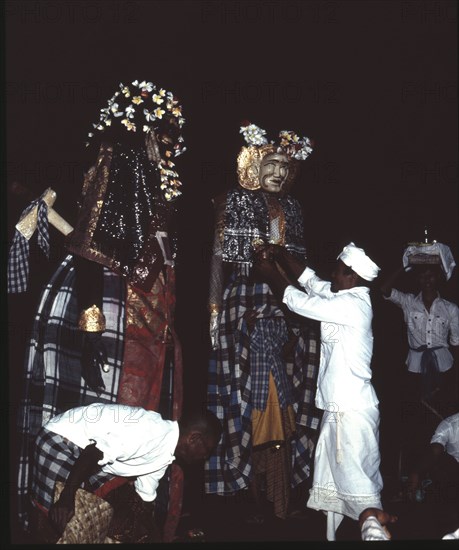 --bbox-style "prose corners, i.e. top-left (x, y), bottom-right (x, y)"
top-left (258, 152), bottom-right (290, 194)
